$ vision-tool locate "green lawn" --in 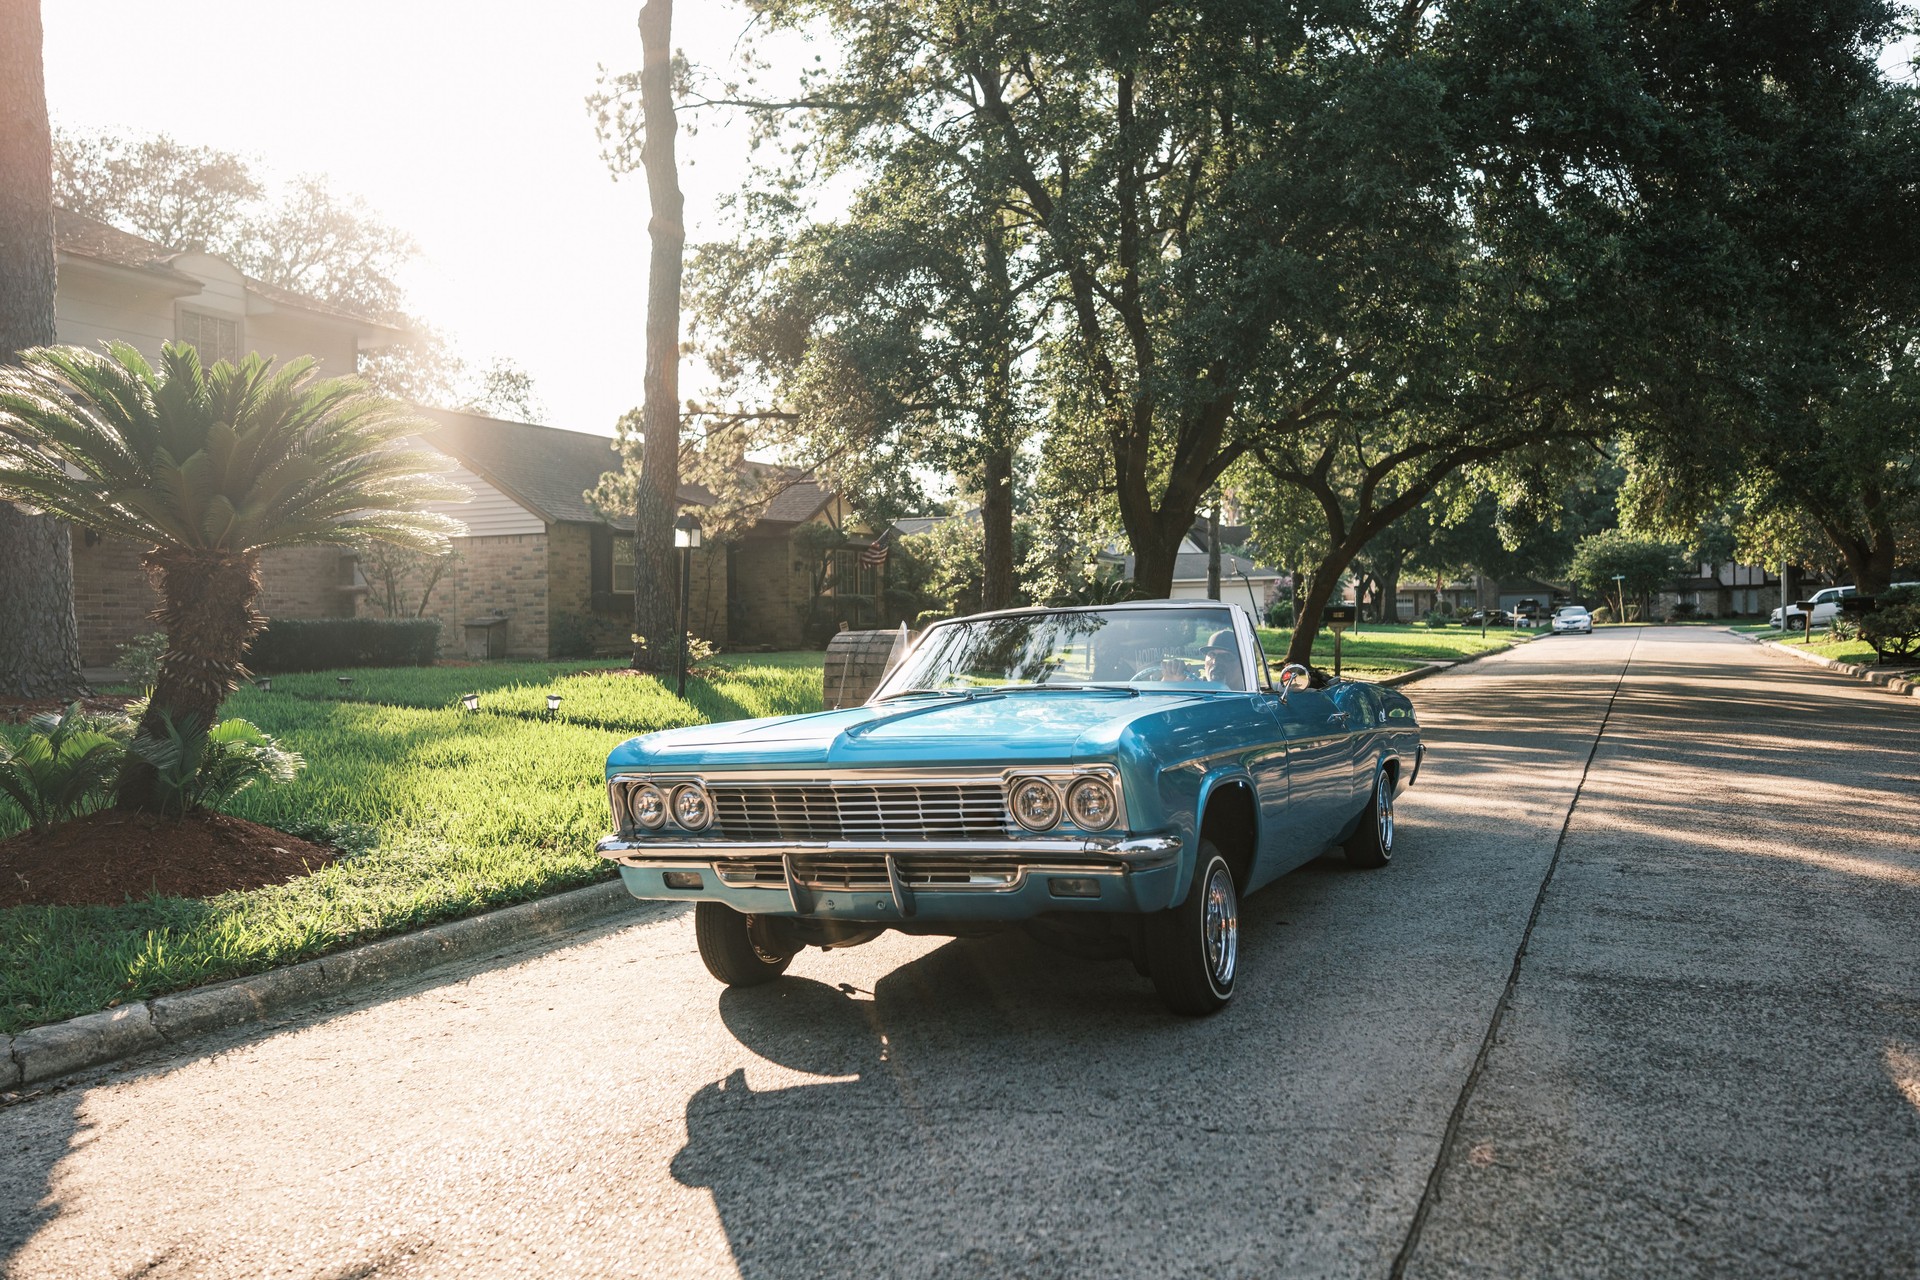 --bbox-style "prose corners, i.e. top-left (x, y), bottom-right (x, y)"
top-left (0, 653), bottom-right (825, 1034)
top-left (1256, 623), bottom-right (1526, 677)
